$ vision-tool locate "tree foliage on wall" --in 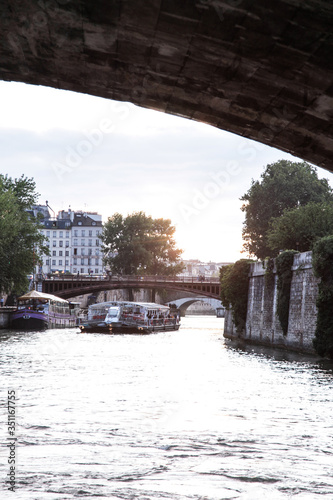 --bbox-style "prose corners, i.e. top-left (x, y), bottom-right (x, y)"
top-left (264, 257), bottom-right (275, 289)
top-left (312, 236), bottom-right (333, 358)
top-left (275, 250), bottom-right (298, 336)
top-left (240, 160), bottom-right (333, 260)
top-left (267, 201), bottom-right (333, 254)
top-left (220, 259), bottom-right (253, 331)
